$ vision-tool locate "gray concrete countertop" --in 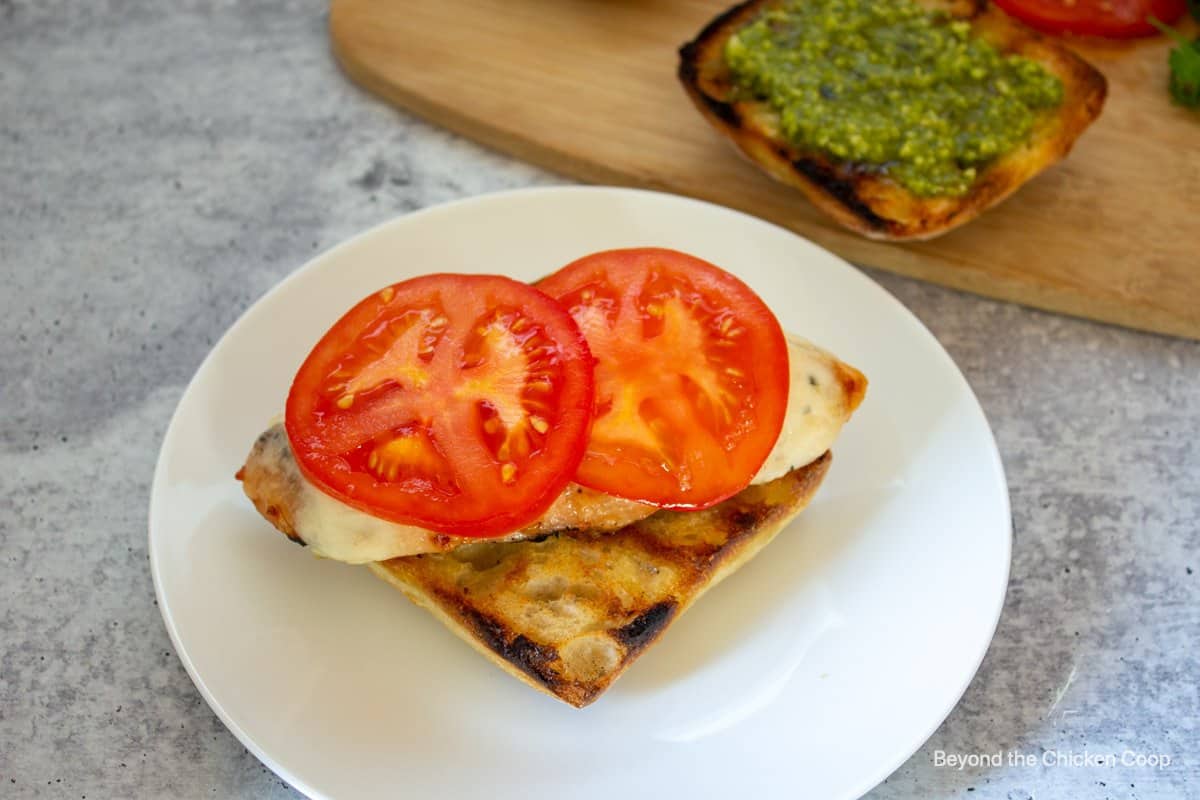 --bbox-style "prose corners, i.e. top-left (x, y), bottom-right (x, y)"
top-left (2, 2), bottom-right (1197, 798)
